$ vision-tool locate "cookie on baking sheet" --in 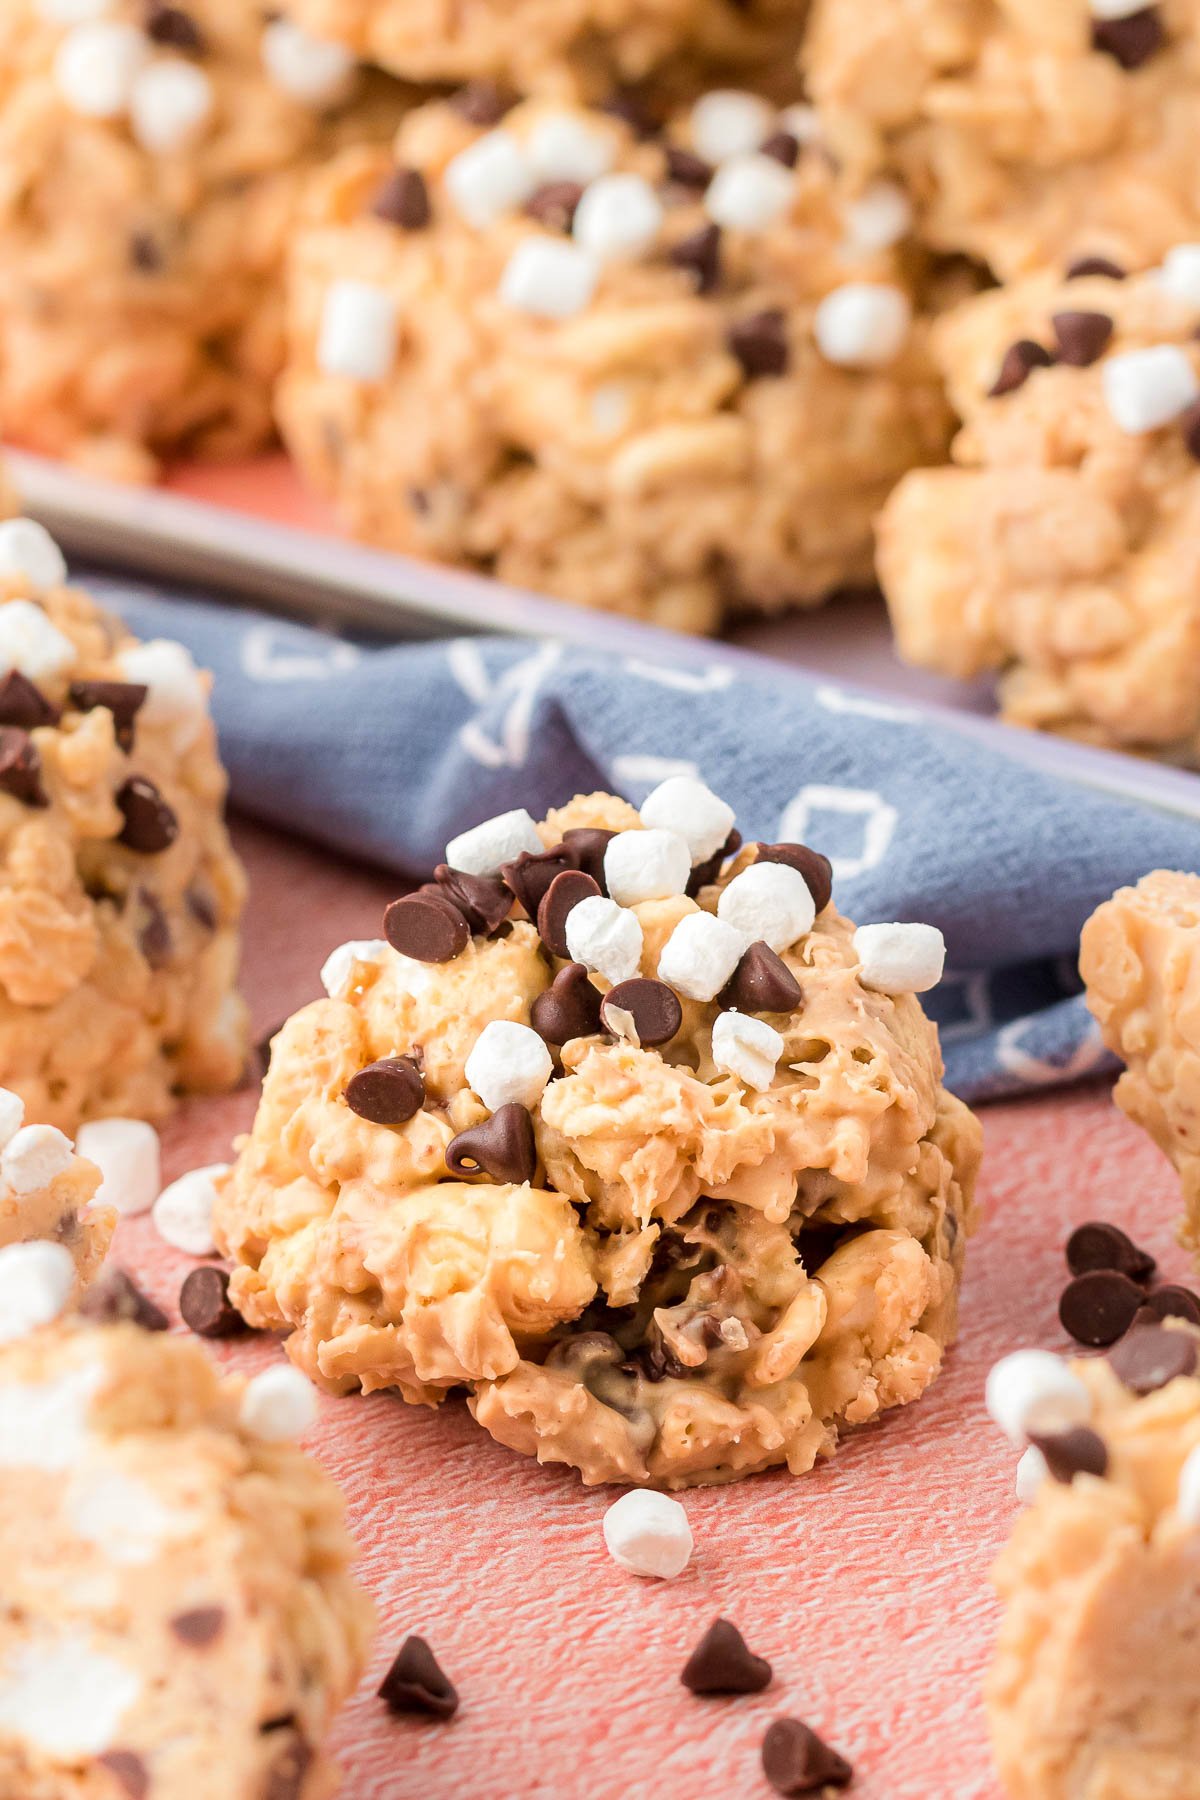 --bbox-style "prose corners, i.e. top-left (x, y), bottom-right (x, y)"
top-left (276, 91), bottom-right (952, 633)
top-left (215, 784), bottom-right (981, 1489)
